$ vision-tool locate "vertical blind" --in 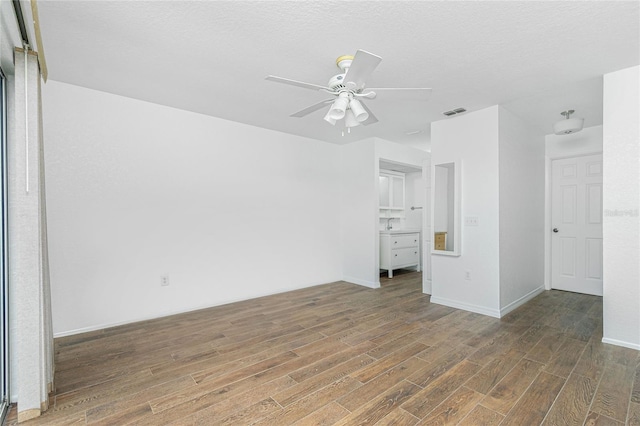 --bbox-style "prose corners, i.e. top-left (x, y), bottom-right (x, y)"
top-left (0, 65), bottom-right (9, 425)
top-left (9, 48), bottom-right (53, 422)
